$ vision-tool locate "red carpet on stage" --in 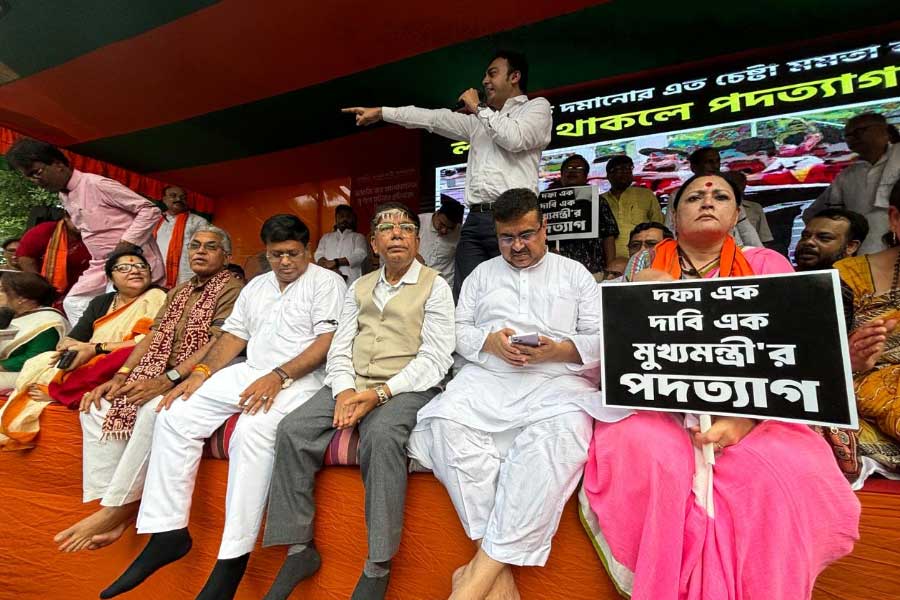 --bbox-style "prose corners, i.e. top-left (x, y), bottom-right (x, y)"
top-left (1, 404), bottom-right (898, 599)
